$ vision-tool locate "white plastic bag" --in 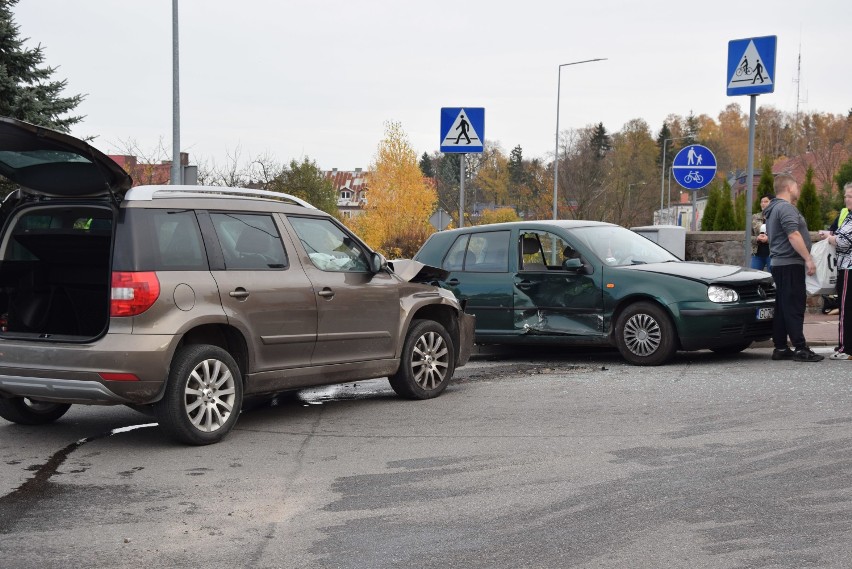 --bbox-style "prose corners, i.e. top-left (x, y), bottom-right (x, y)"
top-left (805, 239), bottom-right (837, 295)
